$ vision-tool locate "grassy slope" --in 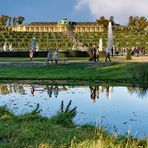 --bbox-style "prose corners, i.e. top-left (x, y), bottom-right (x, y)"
top-left (0, 107), bottom-right (147, 148)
